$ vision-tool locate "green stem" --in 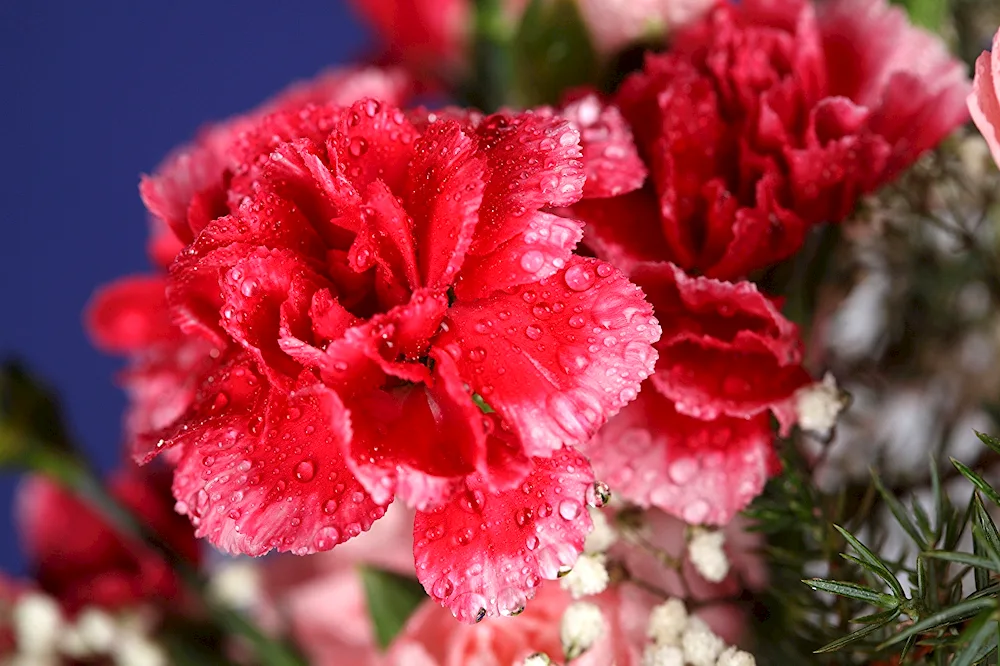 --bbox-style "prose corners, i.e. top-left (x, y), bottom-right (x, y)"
top-left (468, 0), bottom-right (515, 112)
top-left (3, 426), bottom-right (306, 666)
